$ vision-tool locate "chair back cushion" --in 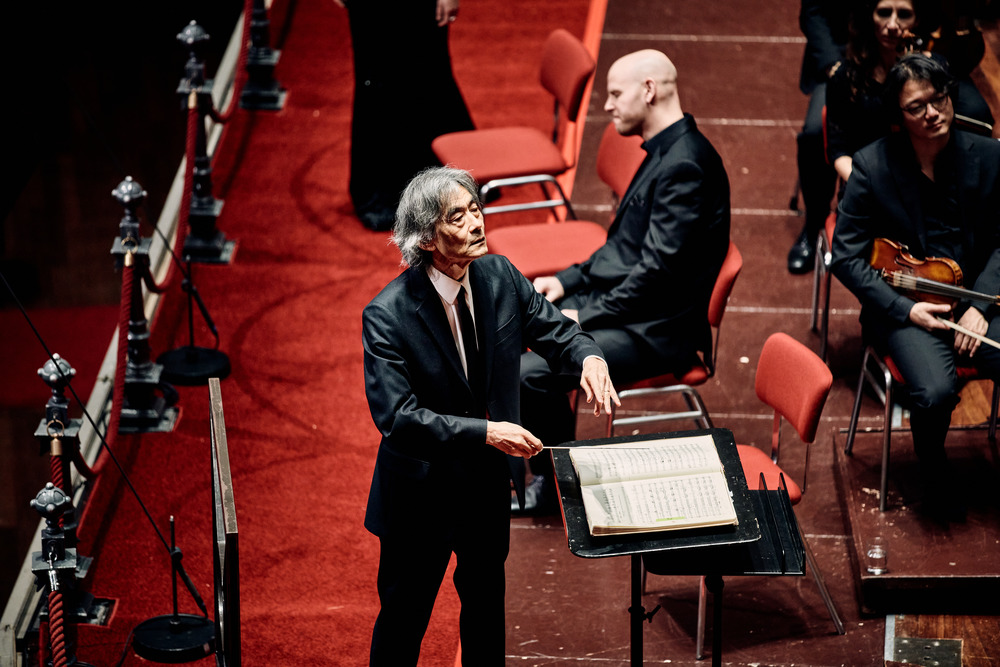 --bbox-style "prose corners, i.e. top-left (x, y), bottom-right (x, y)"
top-left (539, 29), bottom-right (596, 121)
top-left (595, 122), bottom-right (646, 200)
top-left (755, 332), bottom-right (832, 444)
top-left (708, 241), bottom-right (743, 328)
